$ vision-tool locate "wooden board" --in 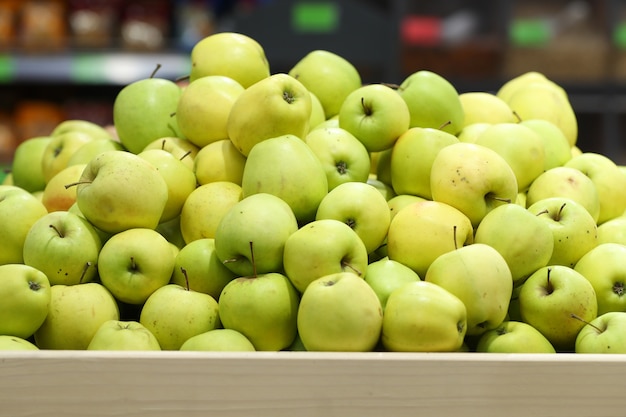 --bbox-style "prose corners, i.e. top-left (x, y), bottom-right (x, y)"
top-left (1, 351), bottom-right (625, 417)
